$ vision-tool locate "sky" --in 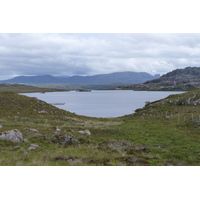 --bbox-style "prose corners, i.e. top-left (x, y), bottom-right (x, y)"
top-left (0, 33), bottom-right (200, 80)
